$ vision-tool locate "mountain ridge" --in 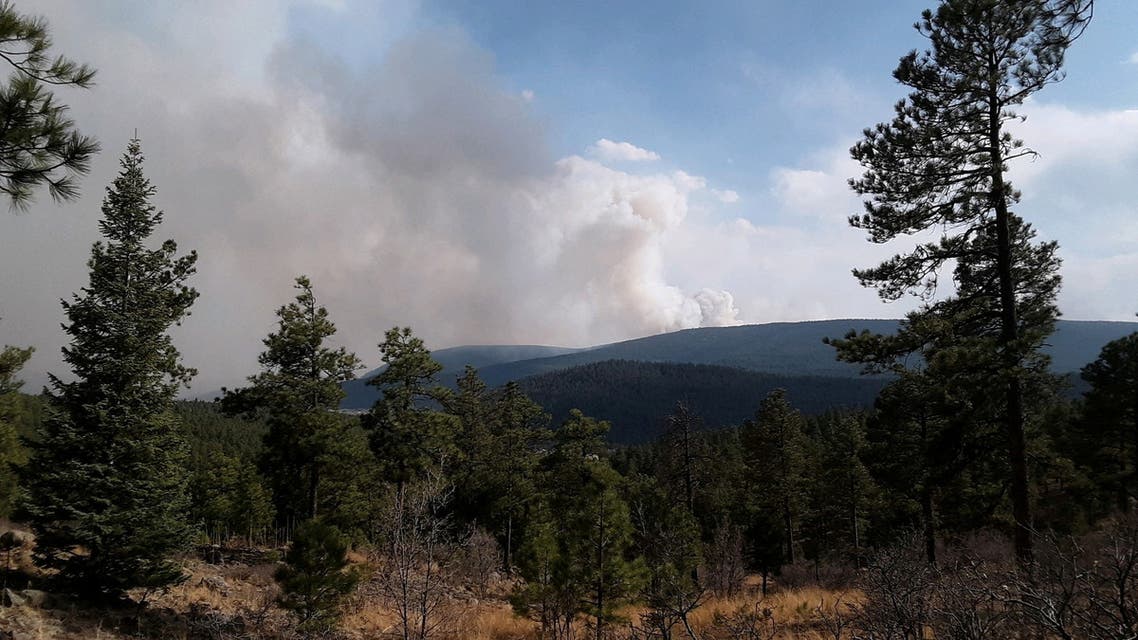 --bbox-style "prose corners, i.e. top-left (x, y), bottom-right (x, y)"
top-left (339, 318), bottom-right (1138, 410)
